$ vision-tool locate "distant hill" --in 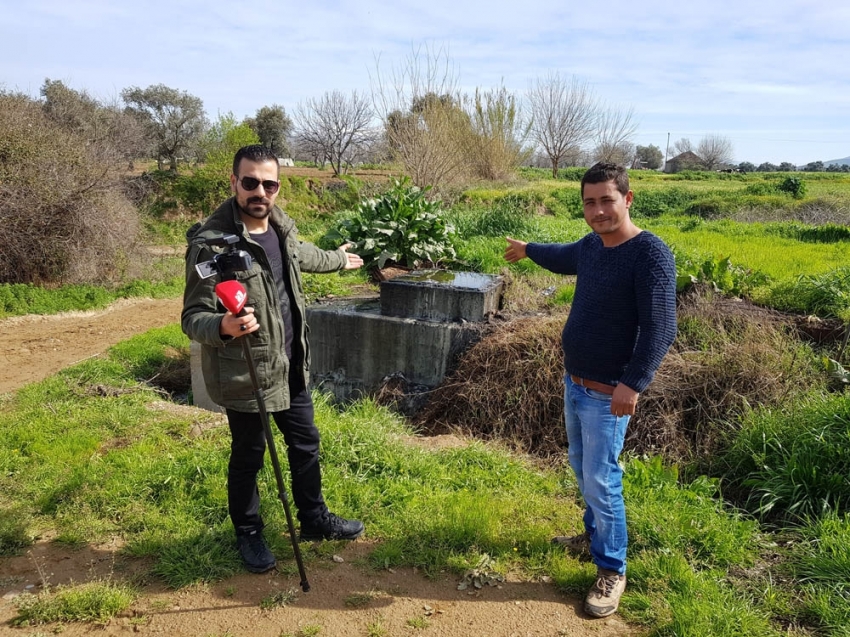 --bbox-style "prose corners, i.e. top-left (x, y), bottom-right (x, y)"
top-left (825, 156), bottom-right (850, 167)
